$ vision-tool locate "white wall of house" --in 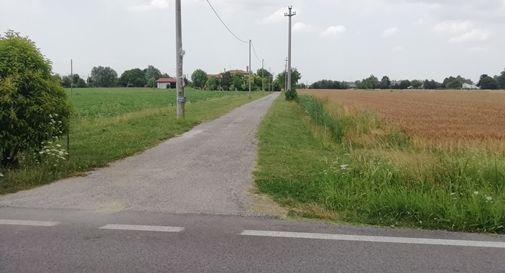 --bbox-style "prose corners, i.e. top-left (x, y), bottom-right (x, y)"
top-left (157, 82), bottom-right (169, 89)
